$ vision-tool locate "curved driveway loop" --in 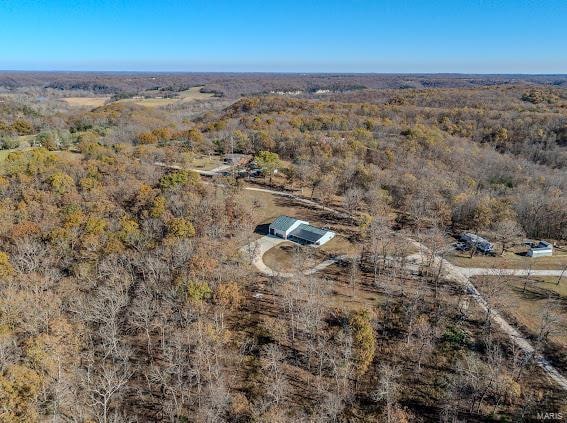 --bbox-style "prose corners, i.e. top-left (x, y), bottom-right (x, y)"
top-left (240, 235), bottom-right (346, 278)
